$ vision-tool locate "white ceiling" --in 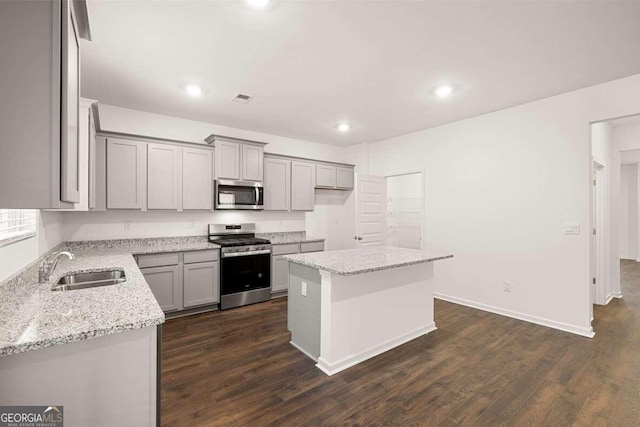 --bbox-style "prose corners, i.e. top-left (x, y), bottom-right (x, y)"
top-left (82, 1), bottom-right (640, 146)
